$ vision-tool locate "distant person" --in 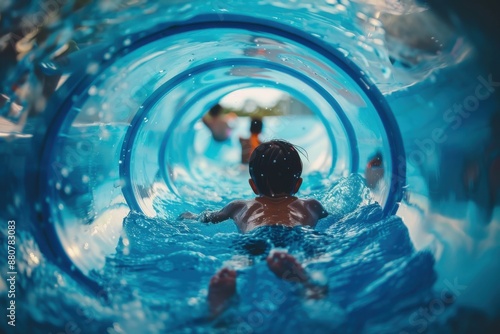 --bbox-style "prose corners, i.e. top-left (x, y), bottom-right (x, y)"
top-left (239, 117), bottom-right (263, 164)
top-left (202, 103), bottom-right (237, 142)
top-left (462, 113), bottom-right (500, 206)
top-left (462, 158), bottom-right (480, 197)
top-left (486, 113), bottom-right (500, 206)
top-left (365, 151), bottom-right (384, 189)
top-left (179, 140), bottom-right (329, 316)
